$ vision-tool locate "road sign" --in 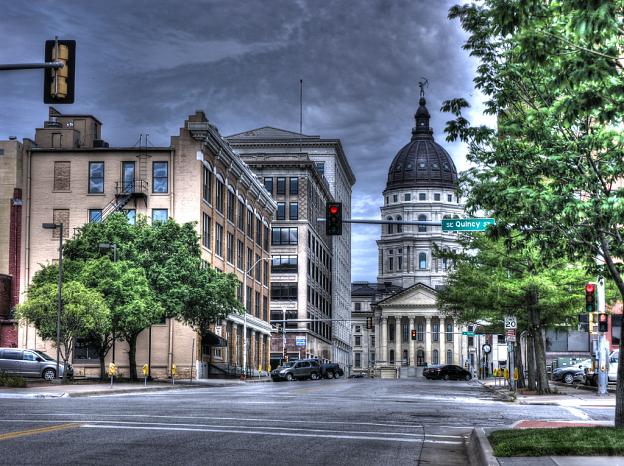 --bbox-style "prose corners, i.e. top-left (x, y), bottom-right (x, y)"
top-left (295, 336), bottom-right (306, 347)
top-left (506, 329), bottom-right (516, 342)
top-left (504, 316), bottom-right (517, 329)
top-left (462, 331), bottom-right (475, 336)
top-left (441, 218), bottom-right (495, 232)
